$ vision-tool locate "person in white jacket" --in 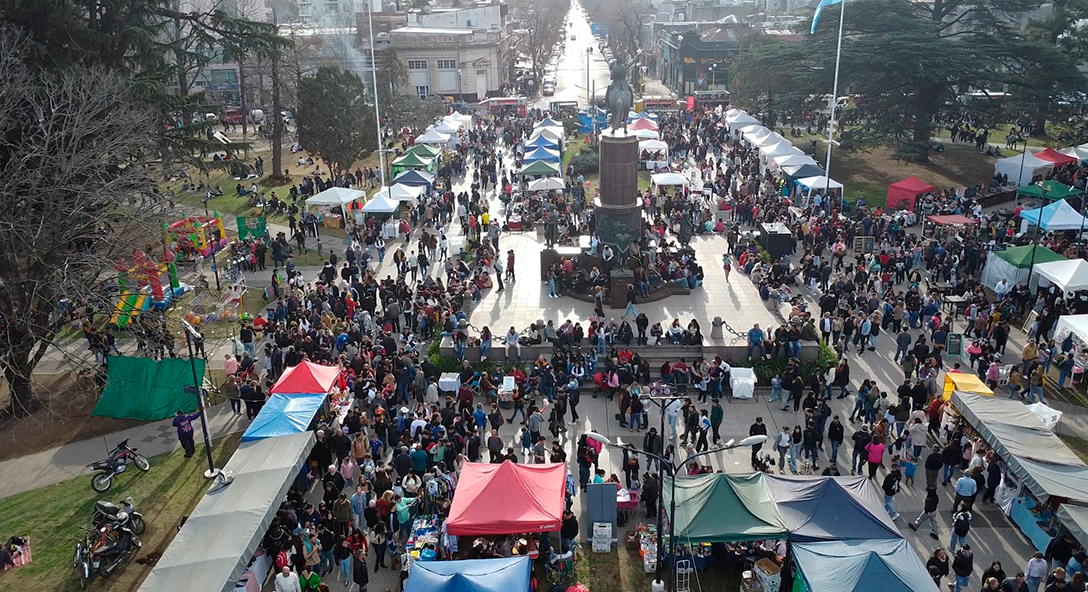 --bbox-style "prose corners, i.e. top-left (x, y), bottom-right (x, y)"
top-left (275, 566), bottom-right (302, 592)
